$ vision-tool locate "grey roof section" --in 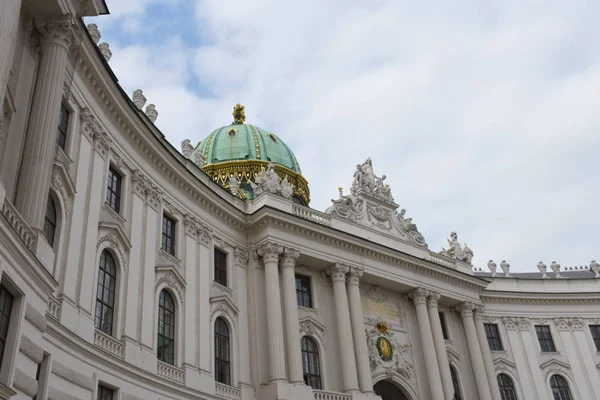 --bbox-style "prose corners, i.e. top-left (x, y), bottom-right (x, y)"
top-left (474, 269), bottom-right (597, 280)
